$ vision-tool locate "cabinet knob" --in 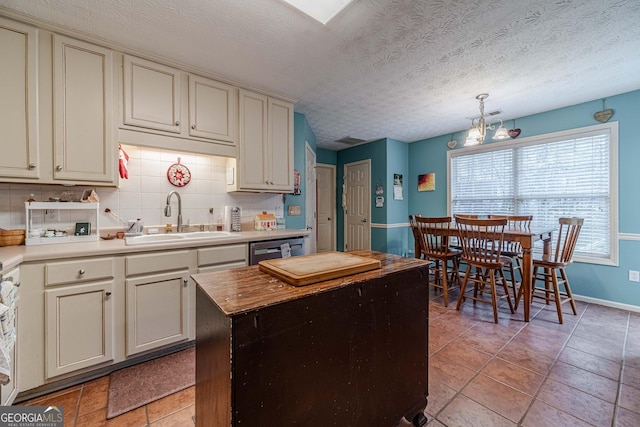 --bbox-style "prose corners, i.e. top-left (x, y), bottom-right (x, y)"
top-left (191, 124), bottom-right (196, 129)
top-left (28, 163), bottom-right (37, 170)
top-left (56, 165), bottom-right (63, 171)
top-left (78, 269), bottom-right (85, 275)
top-left (183, 278), bottom-right (188, 286)
top-left (175, 120), bottom-right (180, 126)
top-left (105, 291), bottom-right (112, 296)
